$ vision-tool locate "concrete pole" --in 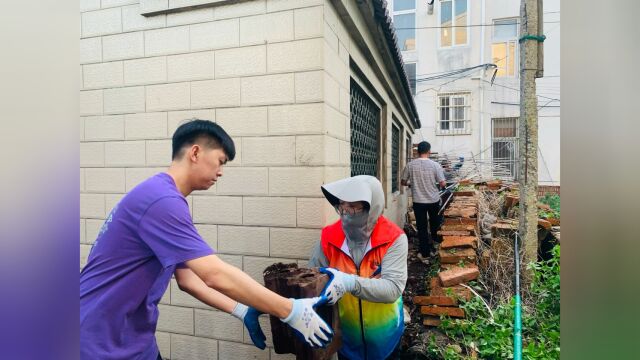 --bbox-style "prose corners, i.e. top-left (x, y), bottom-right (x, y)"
top-left (518, 0), bottom-right (541, 266)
